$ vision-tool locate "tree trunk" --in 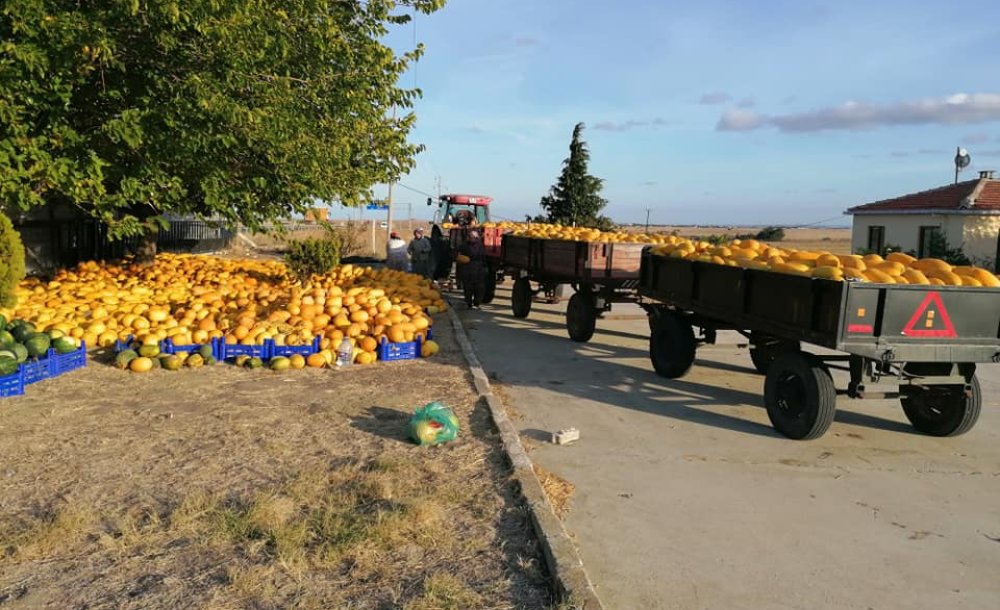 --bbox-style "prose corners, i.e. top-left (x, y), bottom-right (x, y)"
top-left (135, 231), bottom-right (157, 263)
